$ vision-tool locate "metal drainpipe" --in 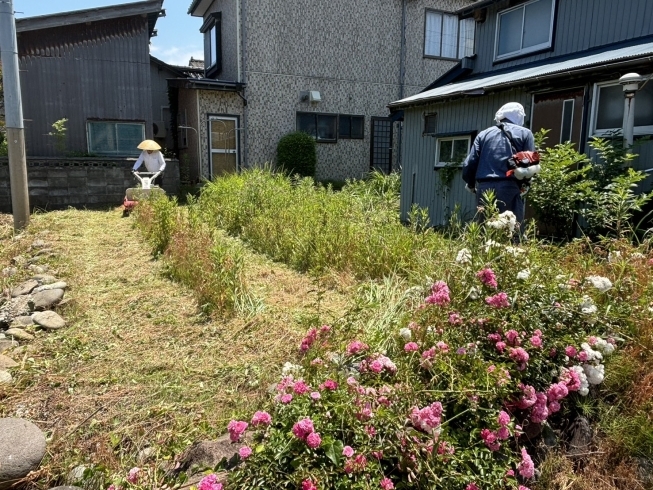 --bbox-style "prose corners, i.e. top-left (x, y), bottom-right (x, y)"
top-left (240, 0), bottom-right (248, 169)
top-left (396, 0), bottom-right (407, 172)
